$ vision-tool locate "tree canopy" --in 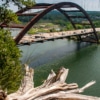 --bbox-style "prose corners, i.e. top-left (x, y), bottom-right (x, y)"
top-left (0, 28), bottom-right (22, 93)
top-left (0, 0), bottom-right (35, 93)
top-left (0, 0), bottom-right (35, 24)
top-left (1, 0), bottom-right (35, 8)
